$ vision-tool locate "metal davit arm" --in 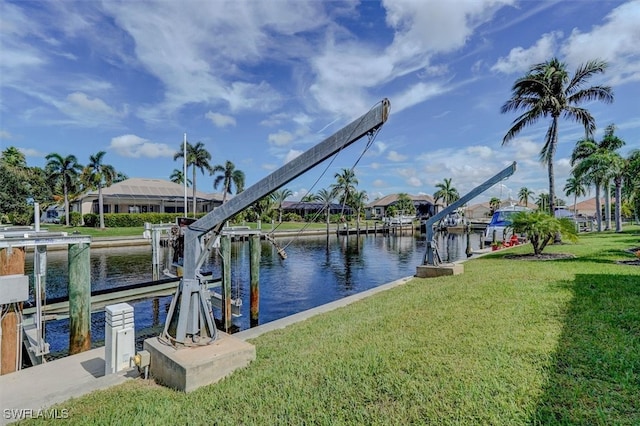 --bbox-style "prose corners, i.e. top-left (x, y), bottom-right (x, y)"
top-left (423, 162), bottom-right (517, 266)
top-left (163, 99), bottom-right (391, 346)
